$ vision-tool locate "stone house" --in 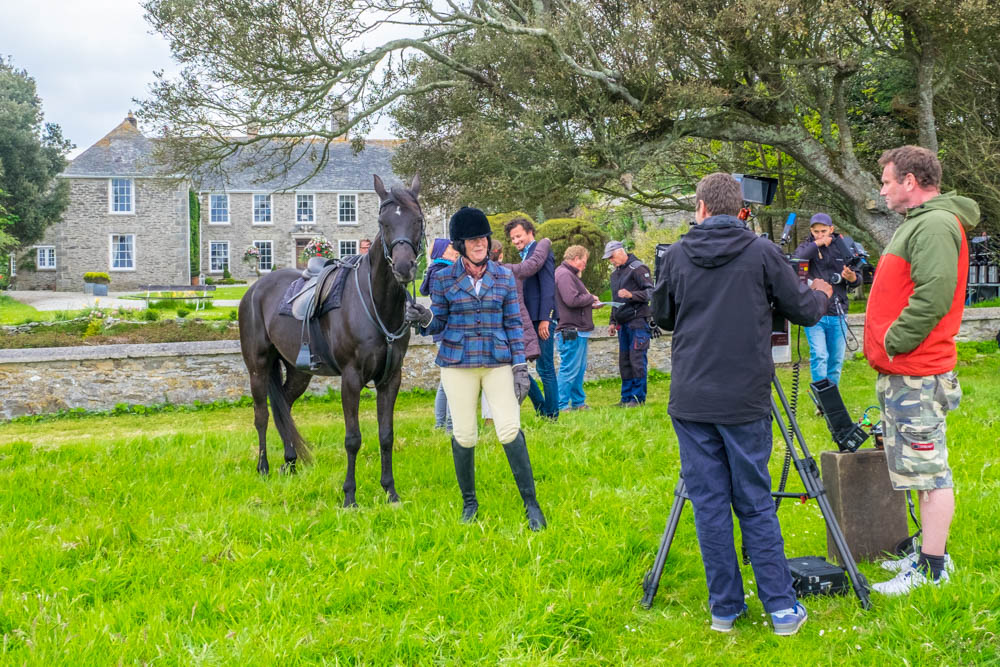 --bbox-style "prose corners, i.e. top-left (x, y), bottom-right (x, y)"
top-left (14, 113), bottom-right (406, 290)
